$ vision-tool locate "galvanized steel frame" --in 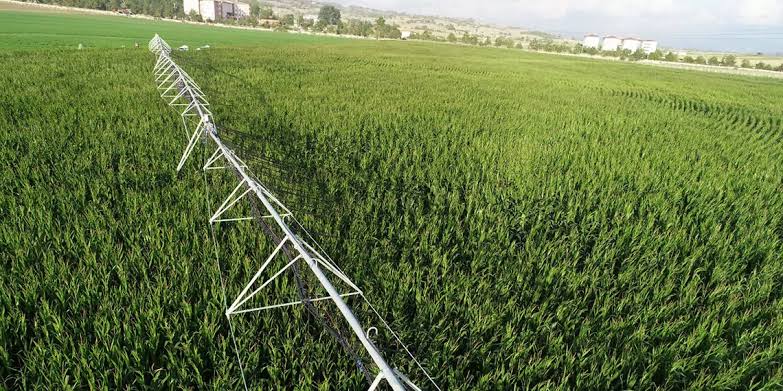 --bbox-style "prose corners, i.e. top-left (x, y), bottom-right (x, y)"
top-left (148, 34), bottom-right (430, 390)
